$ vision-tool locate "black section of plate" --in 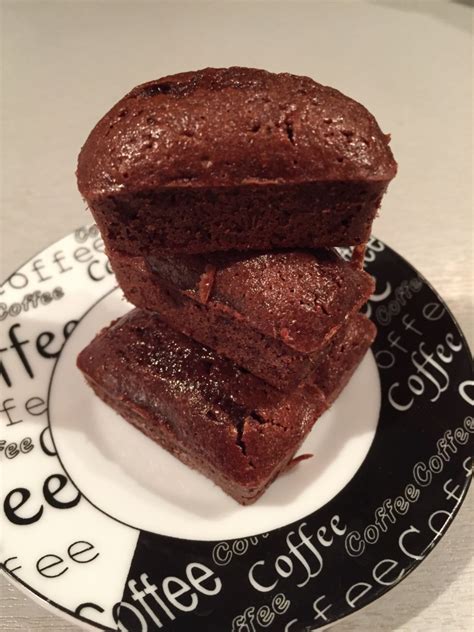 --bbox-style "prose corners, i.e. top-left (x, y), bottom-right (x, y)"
top-left (118, 240), bottom-right (473, 632)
